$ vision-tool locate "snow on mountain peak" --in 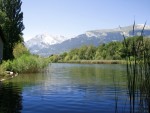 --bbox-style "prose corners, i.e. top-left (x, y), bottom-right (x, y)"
top-left (26, 33), bottom-right (68, 46)
top-left (33, 34), bottom-right (57, 45)
top-left (25, 33), bottom-right (70, 50)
